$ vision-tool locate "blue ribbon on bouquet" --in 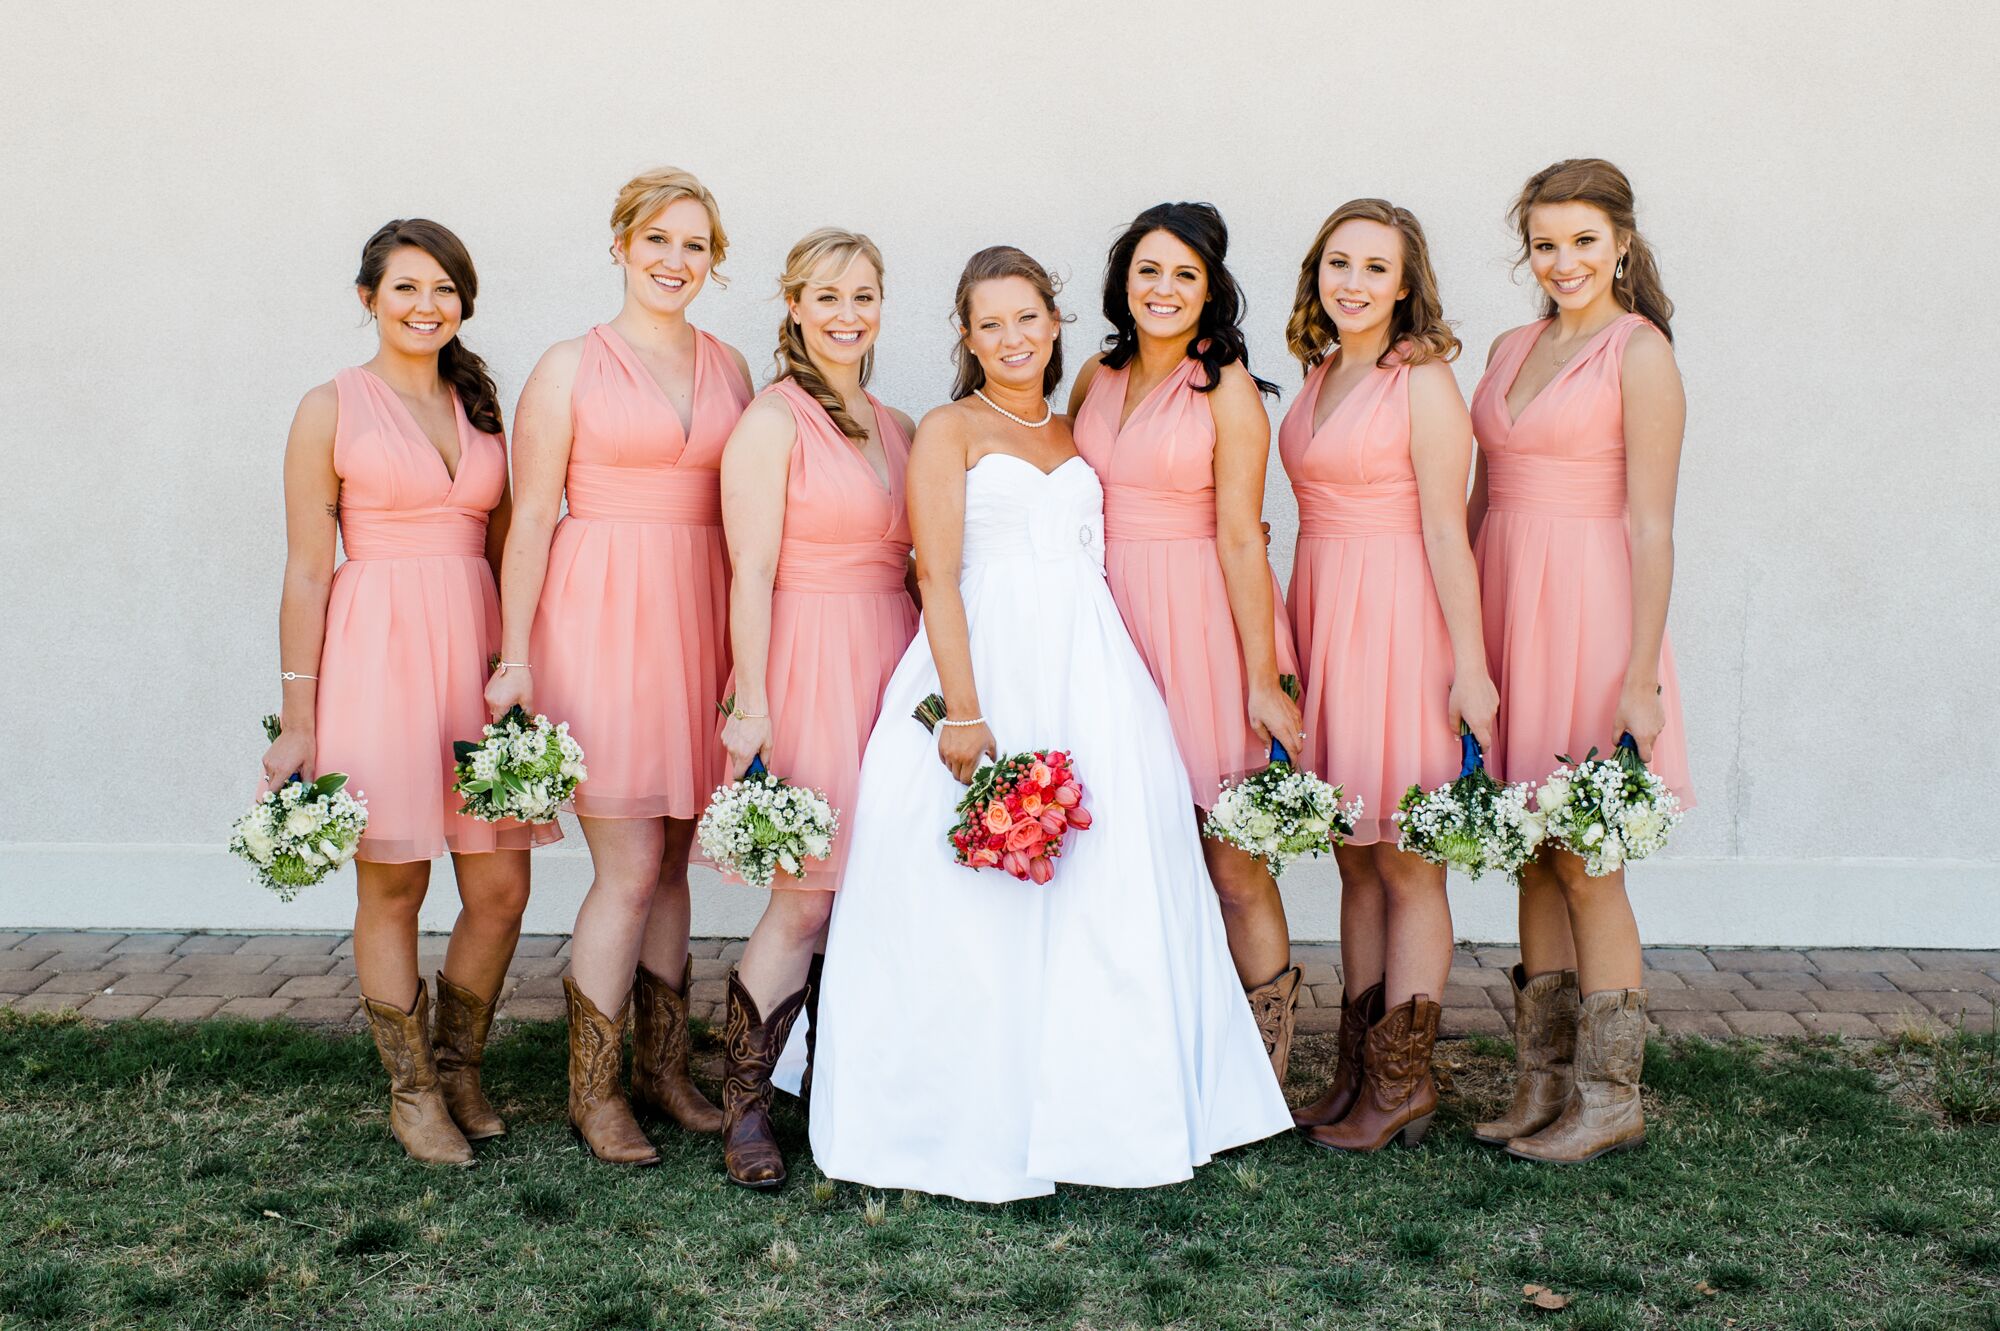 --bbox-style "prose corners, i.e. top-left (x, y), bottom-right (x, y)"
top-left (745, 755), bottom-right (767, 778)
top-left (1616, 732), bottom-right (1638, 753)
top-left (1459, 730), bottom-right (1484, 778)
top-left (1269, 735), bottom-right (1291, 766)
